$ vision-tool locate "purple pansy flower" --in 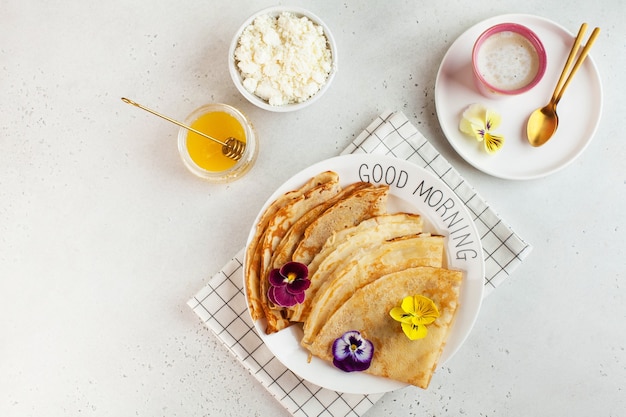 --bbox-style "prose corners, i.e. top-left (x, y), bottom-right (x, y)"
top-left (267, 262), bottom-right (310, 307)
top-left (332, 330), bottom-right (374, 372)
